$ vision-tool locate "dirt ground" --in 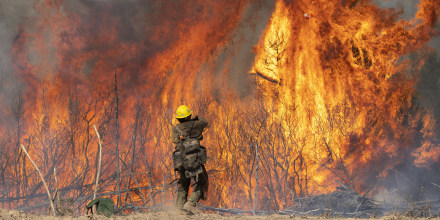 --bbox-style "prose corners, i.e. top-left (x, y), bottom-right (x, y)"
top-left (0, 208), bottom-right (437, 220)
